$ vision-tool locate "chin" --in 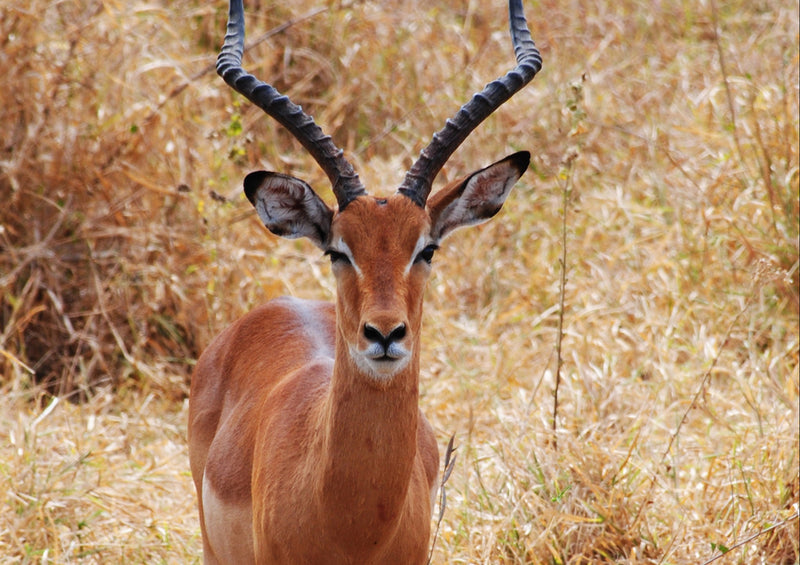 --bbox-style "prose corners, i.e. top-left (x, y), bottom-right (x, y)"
top-left (350, 349), bottom-right (411, 383)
